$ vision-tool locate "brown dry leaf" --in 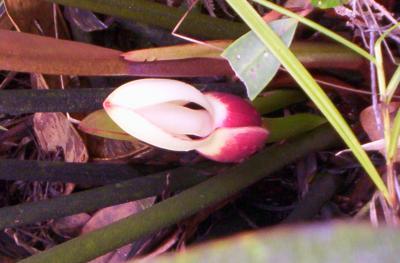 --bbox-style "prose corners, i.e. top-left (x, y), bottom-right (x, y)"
top-left (33, 112), bottom-right (89, 163)
top-left (360, 103), bottom-right (400, 158)
top-left (82, 198), bottom-right (156, 263)
top-left (52, 213), bottom-right (91, 238)
top-left (5, 0), bottom-right (70, 89)
top-left (0, 6), bottom-right (13, 30)
top-left (4, 0), bottom-right (68, 37)
top-left (87, 136), bottom-right (149, 161)
top-left (0, 29), bottom-right (233, 77)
